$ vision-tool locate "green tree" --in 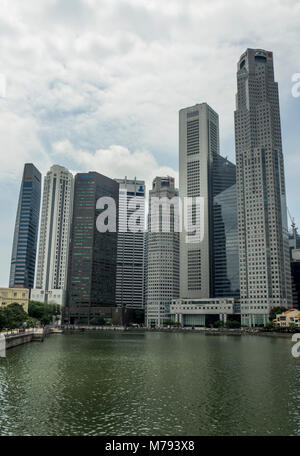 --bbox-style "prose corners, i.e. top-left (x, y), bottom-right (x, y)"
top-left (213, 320), bottom-right (224, 328)
top-left (0, 304), bottom-right (39, 331)
top-left (90, 316), bottom-right (106, 326)
top-left (289, 322), bottom-right (297, 329)
top-left (28, 301), bottom-right (61, 325)
top-left (265, 321), bottom-right (275, 330)
top-left (2, 303), bottom-right (28, 330)
top-left (225, 320), bottom-right (241, 329)
top-left (172, 322), bottom-right (181, 327)
top-left (43, 303), bottom-right (61, 325)
top-left (269, 306), bottom-right (286, 322)
top-left (134, 310), bottom-right (144, 324)
top-left (25, 317), bottom-right (38, 328)
top-left (28, 301), bottom-right (45, 320)
top-left (0, 308), bottom-right (7, 331)
top-left (163, 319), bottom-right (176, 326)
